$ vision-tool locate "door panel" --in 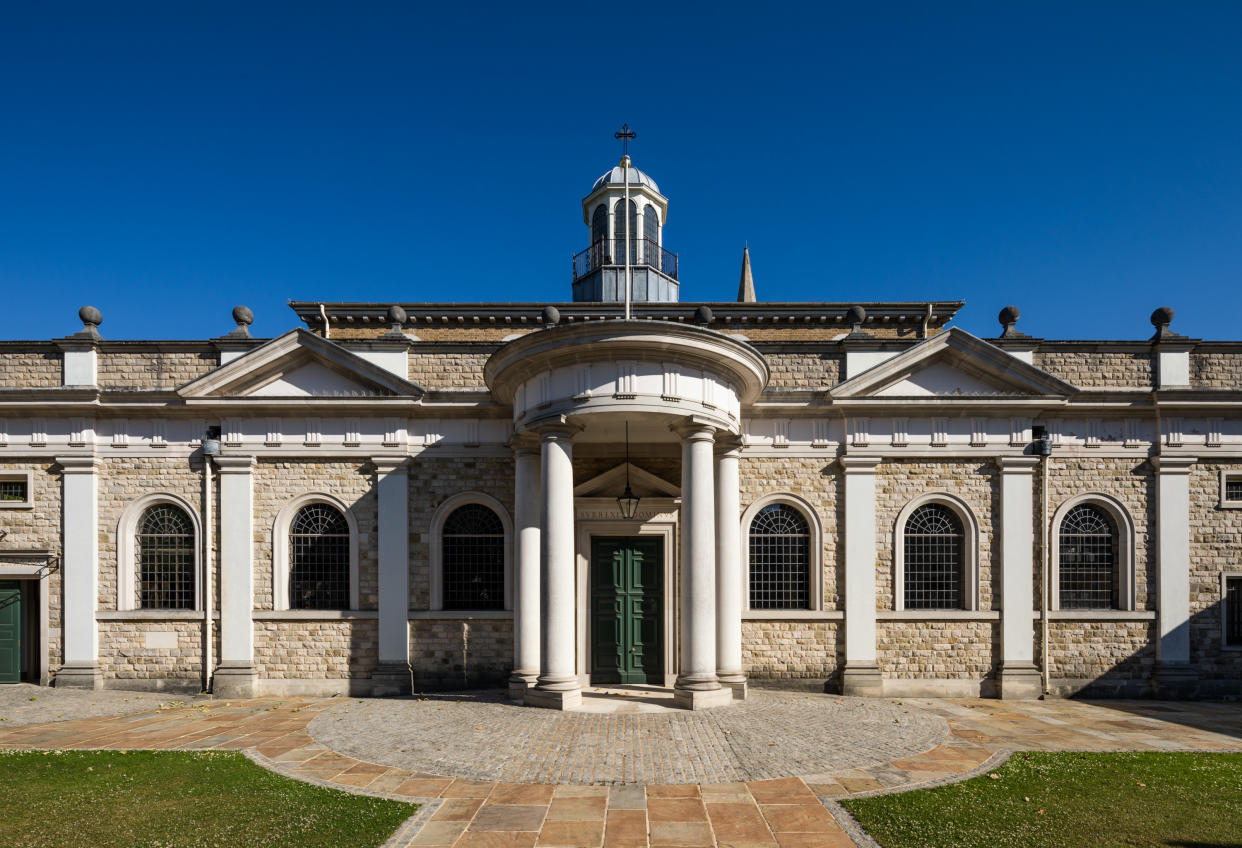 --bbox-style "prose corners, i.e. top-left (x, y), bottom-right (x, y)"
top-left (590, 537), bottom-right (663, 685)
top-left (0, 582), bottom-right (20, 684)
